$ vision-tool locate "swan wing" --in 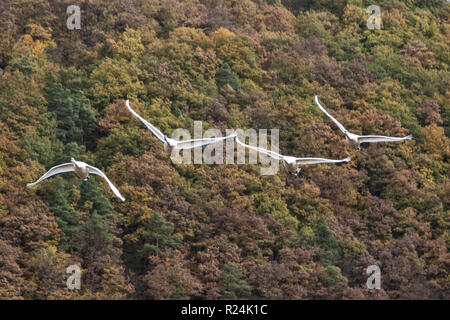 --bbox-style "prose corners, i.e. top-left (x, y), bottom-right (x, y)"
top-left (358, 135), bottom-right (412, 144)
top-left (126, 100), bottom-right (166, 143)
top-left (27, 163), bottom-right (75, 187)
top-left (86, 165), bottom-right (125, 201)
top-left (175, 133), bottom-right (237, 150)
top-left (235, 136), bottom-right (283, 160)
top-left (294, 156), bottom-right (351, 165)
top-left (314, 96), bottom-right (348, 134)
